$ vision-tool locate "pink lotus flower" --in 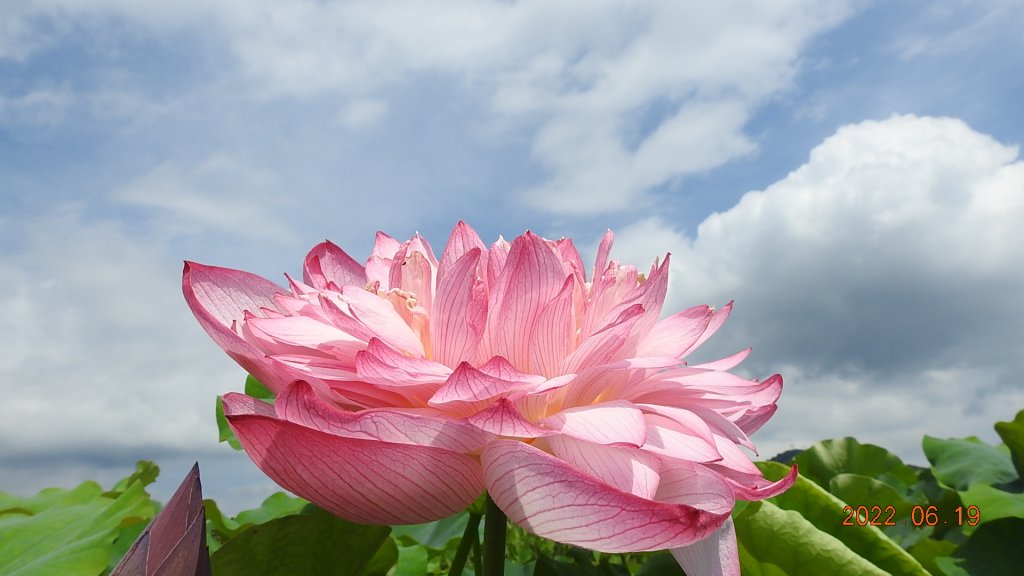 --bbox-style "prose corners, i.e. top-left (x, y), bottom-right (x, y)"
top-left (184, 222), bottom-right (795, 575)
